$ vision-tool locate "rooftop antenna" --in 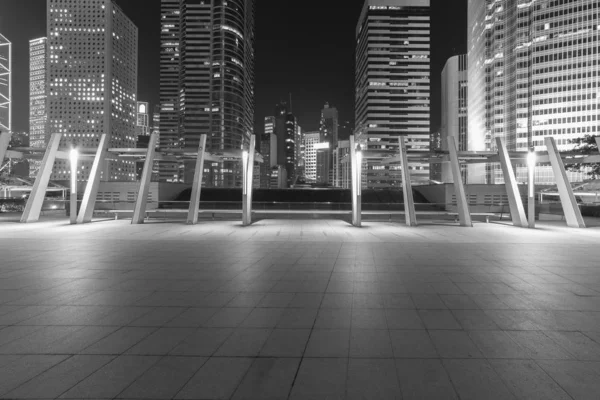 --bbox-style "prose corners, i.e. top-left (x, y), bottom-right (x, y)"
top-left (289, 93), bottom-right (293, 113)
